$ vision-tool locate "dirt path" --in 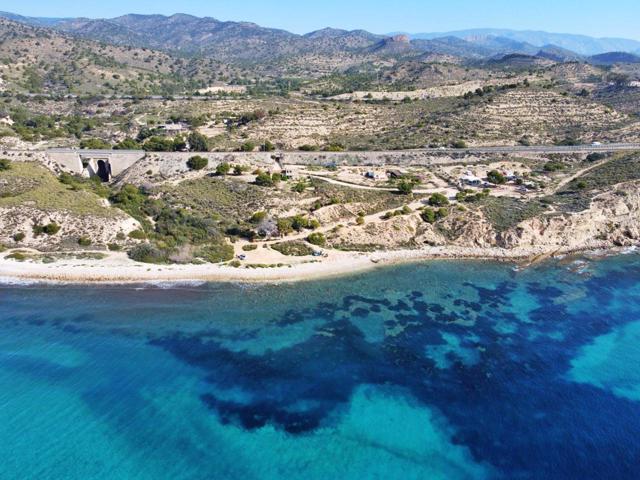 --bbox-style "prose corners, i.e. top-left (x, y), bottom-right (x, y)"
top-left (306, 173), bottom-right (453, 195)
top-left (552, 158), bottom-right (613, 193)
